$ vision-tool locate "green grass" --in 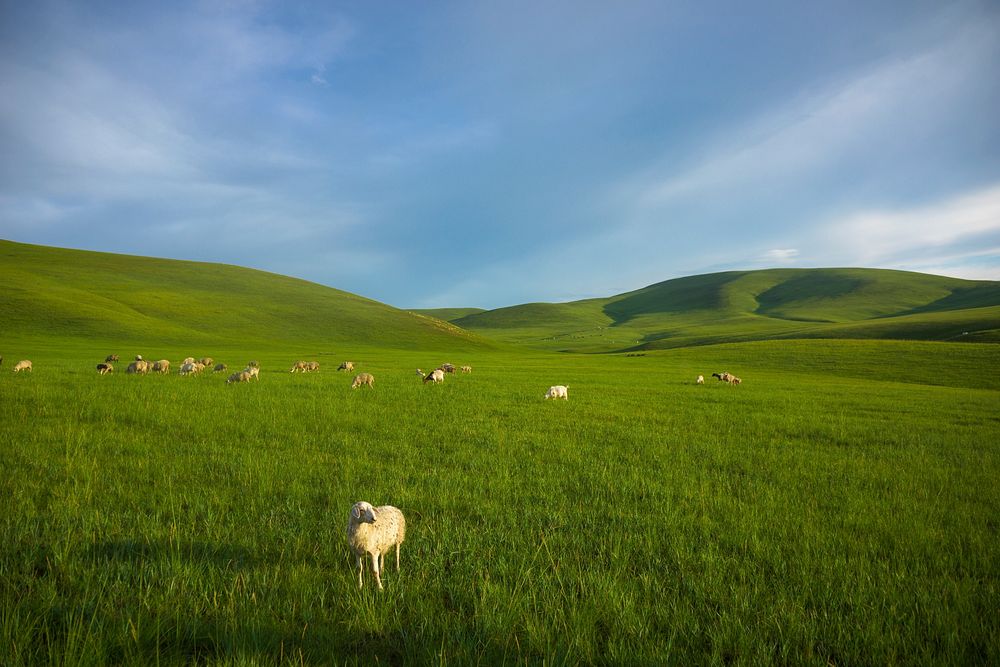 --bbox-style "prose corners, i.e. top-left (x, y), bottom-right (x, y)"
top-left (1, 341), bottom-right (998, 664)
top-left (0, 239), bottom-right (491, 352)
top-left (453, 268), bottom-right (1000, 351)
